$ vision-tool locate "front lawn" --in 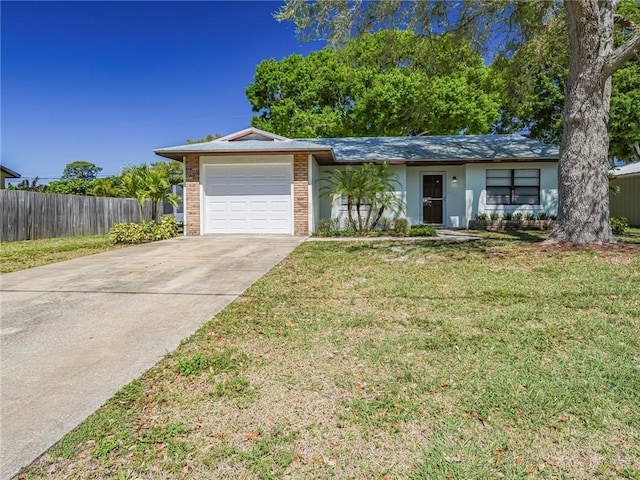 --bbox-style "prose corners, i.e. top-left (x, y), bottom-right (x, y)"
top-left (19, 239), bottom-right (640, 479)
top-left (0, 235), bottom-right (122, 274)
